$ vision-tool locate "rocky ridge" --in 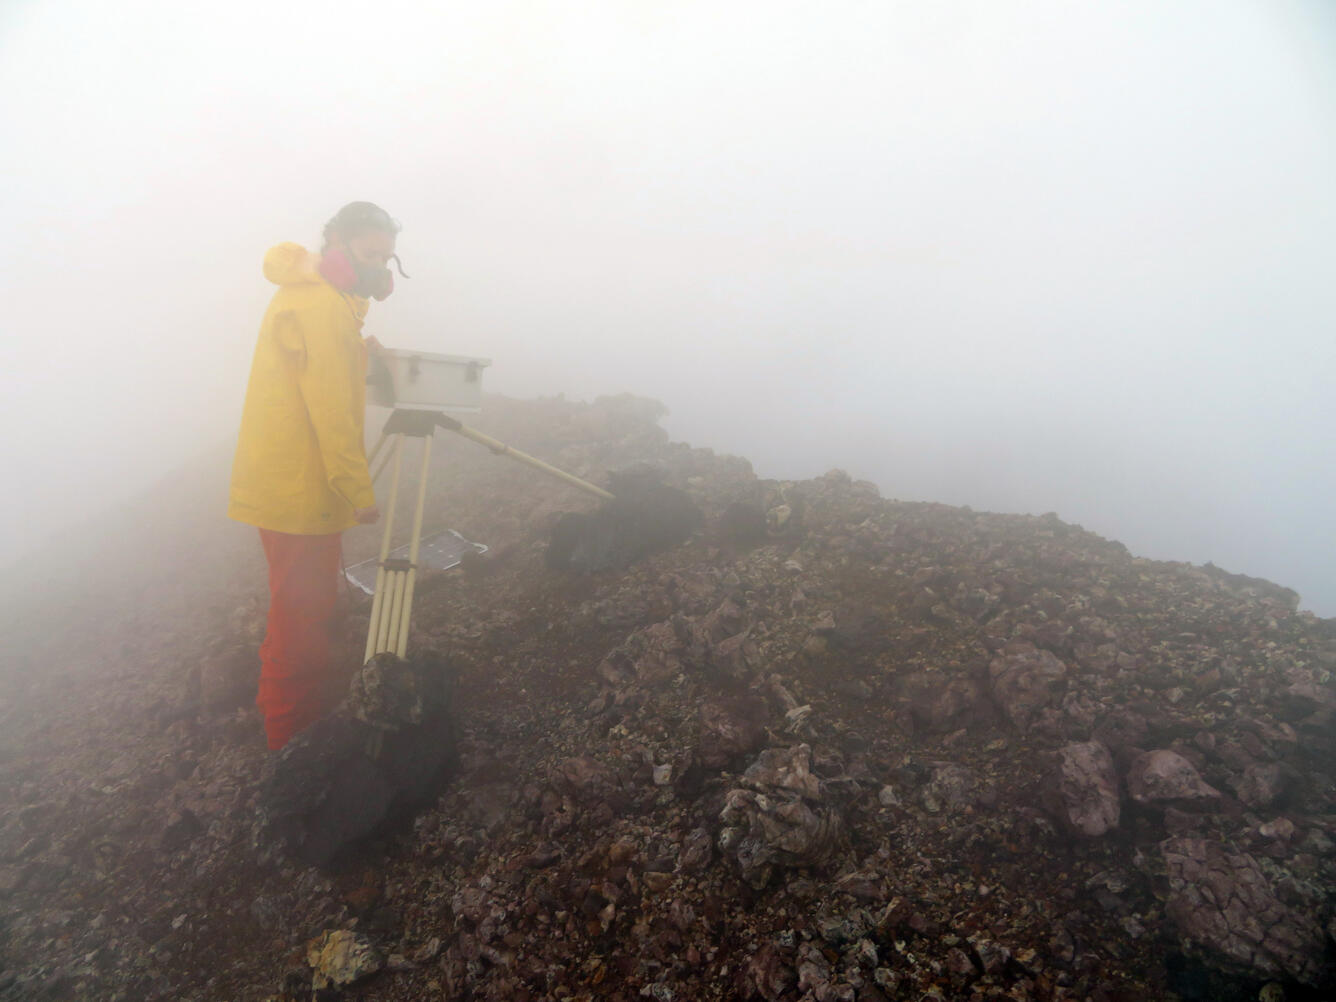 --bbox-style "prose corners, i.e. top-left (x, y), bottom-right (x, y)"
top-left (0, 393), bottom-right (1333, 1001)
